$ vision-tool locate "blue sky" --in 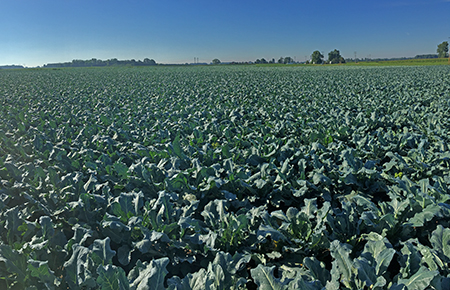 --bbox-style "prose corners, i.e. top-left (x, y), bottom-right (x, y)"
top-left (1, 0), bottom-right (449, 66)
